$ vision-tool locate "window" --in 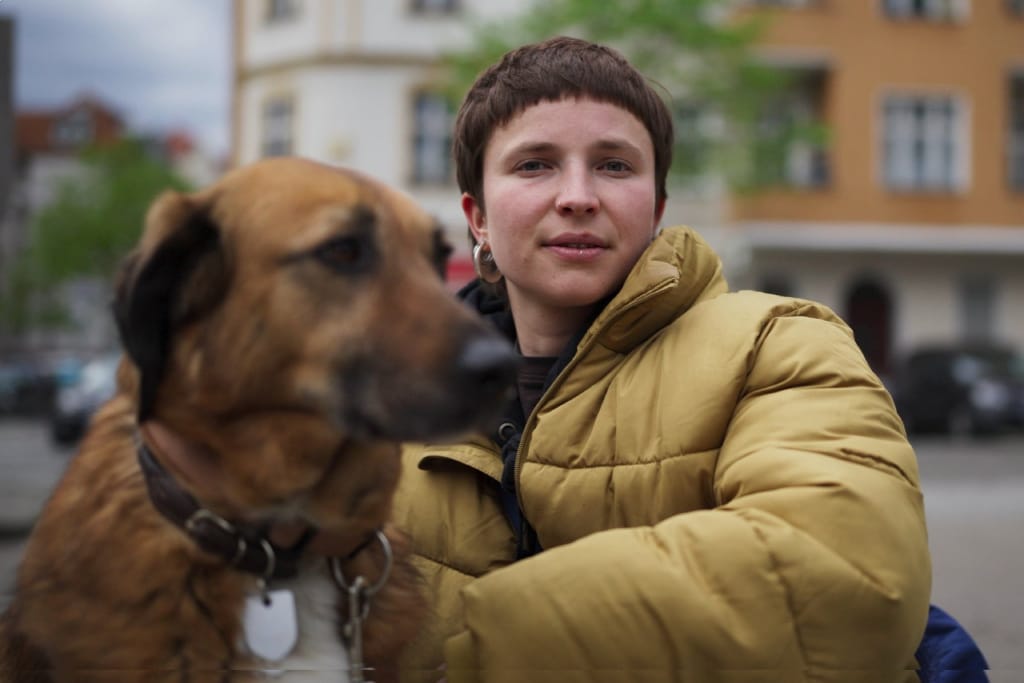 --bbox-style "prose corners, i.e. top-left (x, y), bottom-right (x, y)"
top-left (674, 102), bottom-right (712, 181)
top-left (411, 0), bottom-right (460, 14)
top-left (883, 0), bottom-right (969, 20)
top-left (882, 94), bottom-right (967, 192)
top-left (959, 276), bottom-right (997, 343)
top-left (411, 92), bottom-right (453, 185)
top-left (266, 0), bottom-right (300, 23)
top-left (50, 109), bottom-right (94, 147)
top-left (261, 98), bottom-right (294, 158)
top-left (1010, 75), bottom-right (1024, 190)
top-left (754, 69), bottom-right (830, 188)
